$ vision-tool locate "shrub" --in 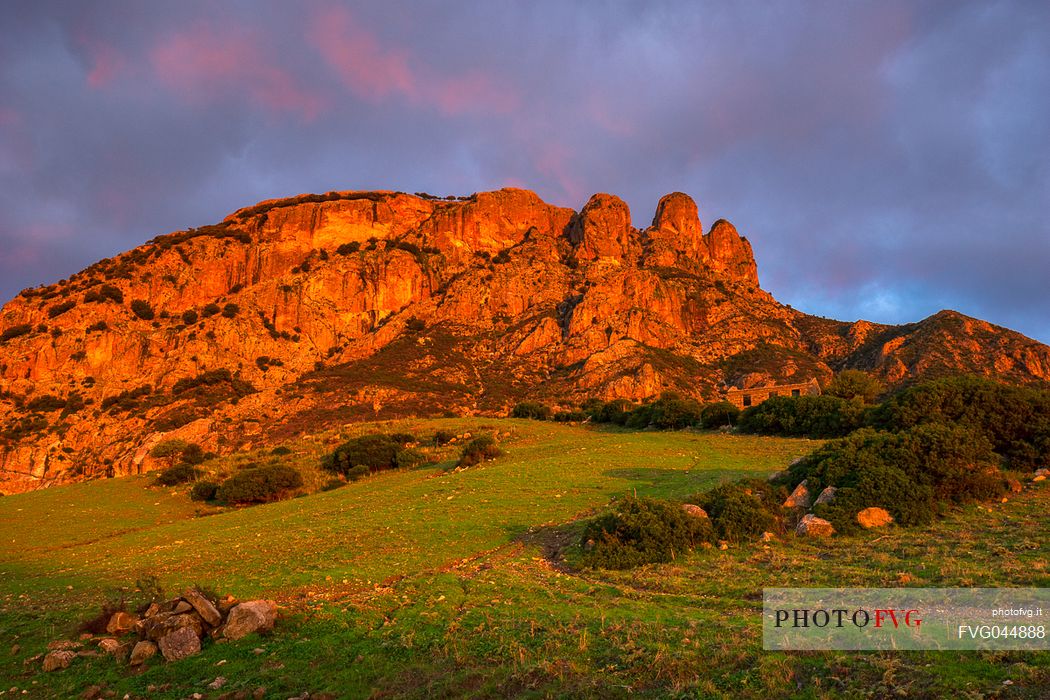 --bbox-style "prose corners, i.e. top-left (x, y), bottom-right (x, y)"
top-left (48, 300), bottom-right (76, 318)
top-left (593, 399), bottom-right (634, 424)
top-left (270, 445), bottom-right (292, 456)
top-left (181, 309), bottom-right (199, 325)
top-left (321, 478), bottom-right (346, 492)
top-left (787, 424), bottom-right (1007, 534)
top-left (646, 393), bottom-right (704, 429)
top-left (322, 434), bottom-right (402, 475)
top-left (700, 401), bottom-right (740, 429)
top-left (512, 402), bottom-right (552, 420)
top-left (738, 395), bottom-right (867, 438)
top-left (405, 317), bottom-right (426, 332)
top-left (336, 241), bottom-right (361, 255)
top-left (346, 464), bottom-right (370, 482)
top-left (389, 432), bottom-right (415, 445)
top-left (217, 465), bottom-right (304, 504)
top-left (84, 284), bottom-right (124, 304)
top-left (579, 496), bottom-right (715, 569)
top-left (699, 480), bottom-right (783, 542)
top-left (87, 320), bottom-right (108, 332)
top-left (201, 303), bottom-right (221, 317)
top-left (553, 410), bottom-right (587, 422)
top-left (149, 438), bottom-right (191, 460)
top-left (825, 370), bottom-right (884, 403)
top-left (26, 394), bottom-right (65, 412)
top-left (433, 430), bottom-right (455, 446)
top-left (130, 299), bottom-right (154, 320)
top-left (190, 481), bottom-right (219, 502)
top-left (1, 324), bottom-right (33, 342)
top-left (156, 463), bottom-right (203, 486)
top-left (221, 303), bottom-right (240, 318)
top-left (457, 435), bottom-right (503, 467)
top-left (395, 447), bottom-right (427, 469)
